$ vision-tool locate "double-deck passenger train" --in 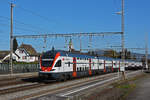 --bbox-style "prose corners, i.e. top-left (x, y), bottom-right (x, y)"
top-left (39, 50), bottom-right (143, 81)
